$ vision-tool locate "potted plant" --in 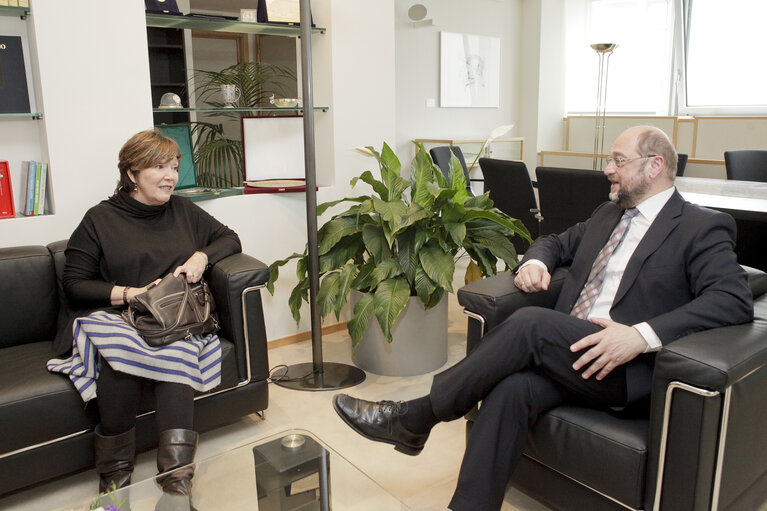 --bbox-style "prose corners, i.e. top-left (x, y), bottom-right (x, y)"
top-left (188, 62), bottom-right (297, 187)
top-left (267, 142), bottom-right (530, 375)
